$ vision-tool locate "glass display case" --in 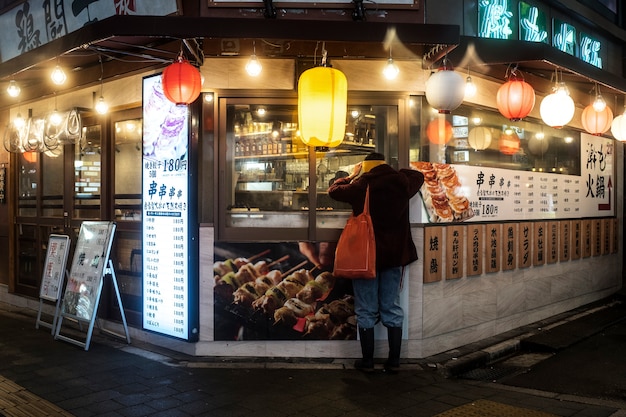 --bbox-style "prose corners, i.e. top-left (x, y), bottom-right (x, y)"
top-left (221, 100), bottom-right (399, 238)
